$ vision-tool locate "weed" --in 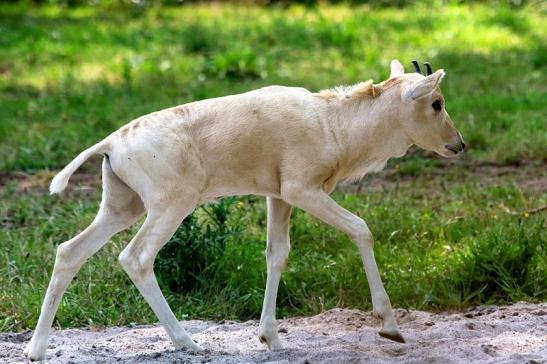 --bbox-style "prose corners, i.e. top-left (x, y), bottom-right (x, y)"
top-left (155, 198), bottom-right (242, 294)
